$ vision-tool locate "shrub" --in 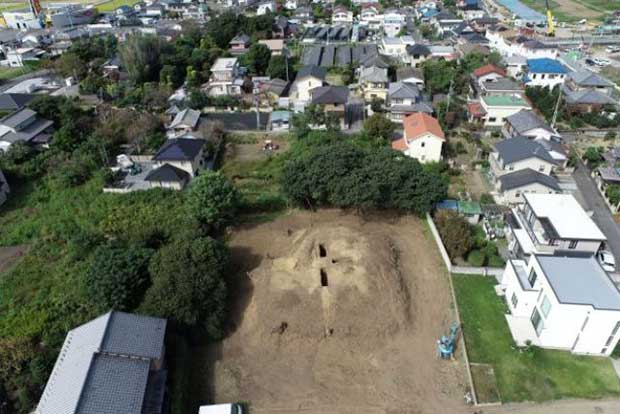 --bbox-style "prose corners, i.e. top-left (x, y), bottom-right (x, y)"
top-left (487, 254), bottom-right (505, 268)
top-left (479, 193), bottom-right (495, 204)
top-left (435, 210), bottom-right (474, 260)
top-left (186, 171), bottom-right (240, 230)
top-left (467, 249), bottom-right (485, 266)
